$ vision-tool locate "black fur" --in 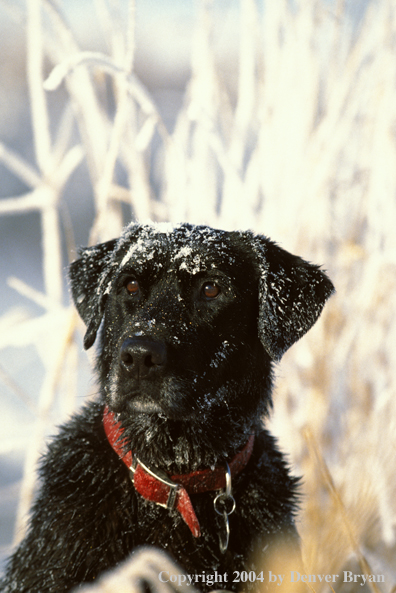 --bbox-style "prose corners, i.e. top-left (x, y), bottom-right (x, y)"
top-left (1, 223), bottom-right (334, 592)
